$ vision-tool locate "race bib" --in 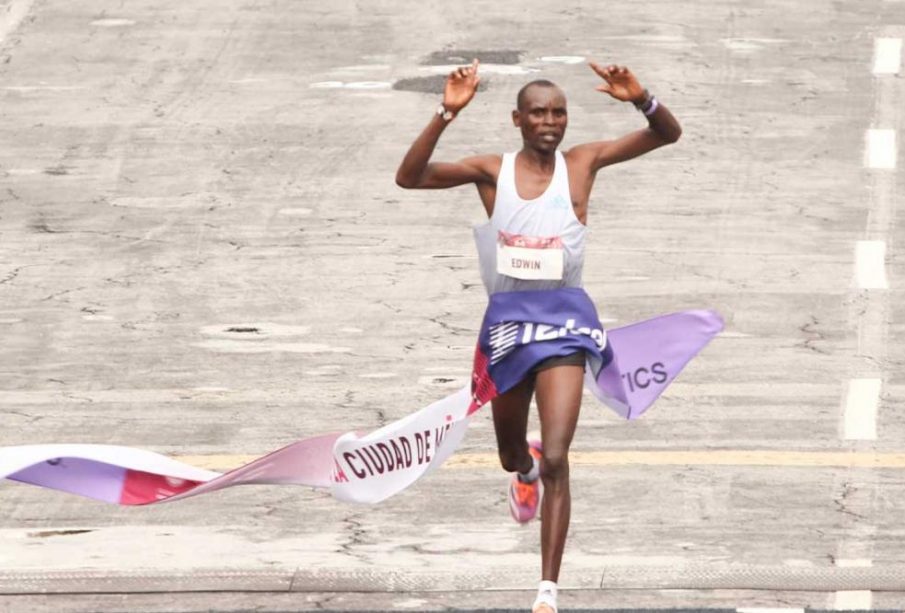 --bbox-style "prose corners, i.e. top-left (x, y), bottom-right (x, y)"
top-left (496, 230), bottom-right (564, 280)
